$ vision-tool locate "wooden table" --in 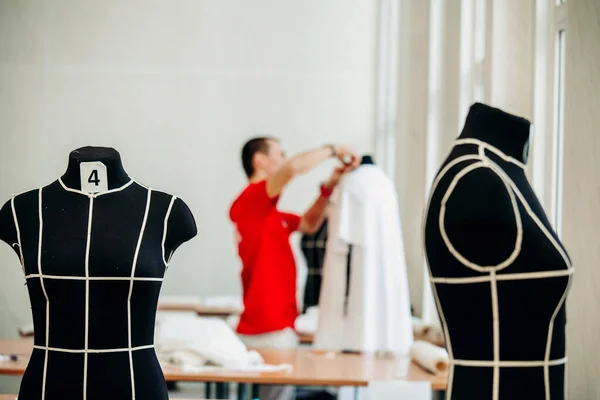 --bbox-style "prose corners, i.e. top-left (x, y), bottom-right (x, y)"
top-left (297, 332), bottom-right (445, 348)
top-left (157, 302), bottom-right (242, 317)
top-left (0, 397), bottom-right (209, 400)
top-left (157, 297), bottom-right (242, 318)
top-left (163, 349), bottom-right (446, 391)
top-left (0, 340), bottom-right (446, 391)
